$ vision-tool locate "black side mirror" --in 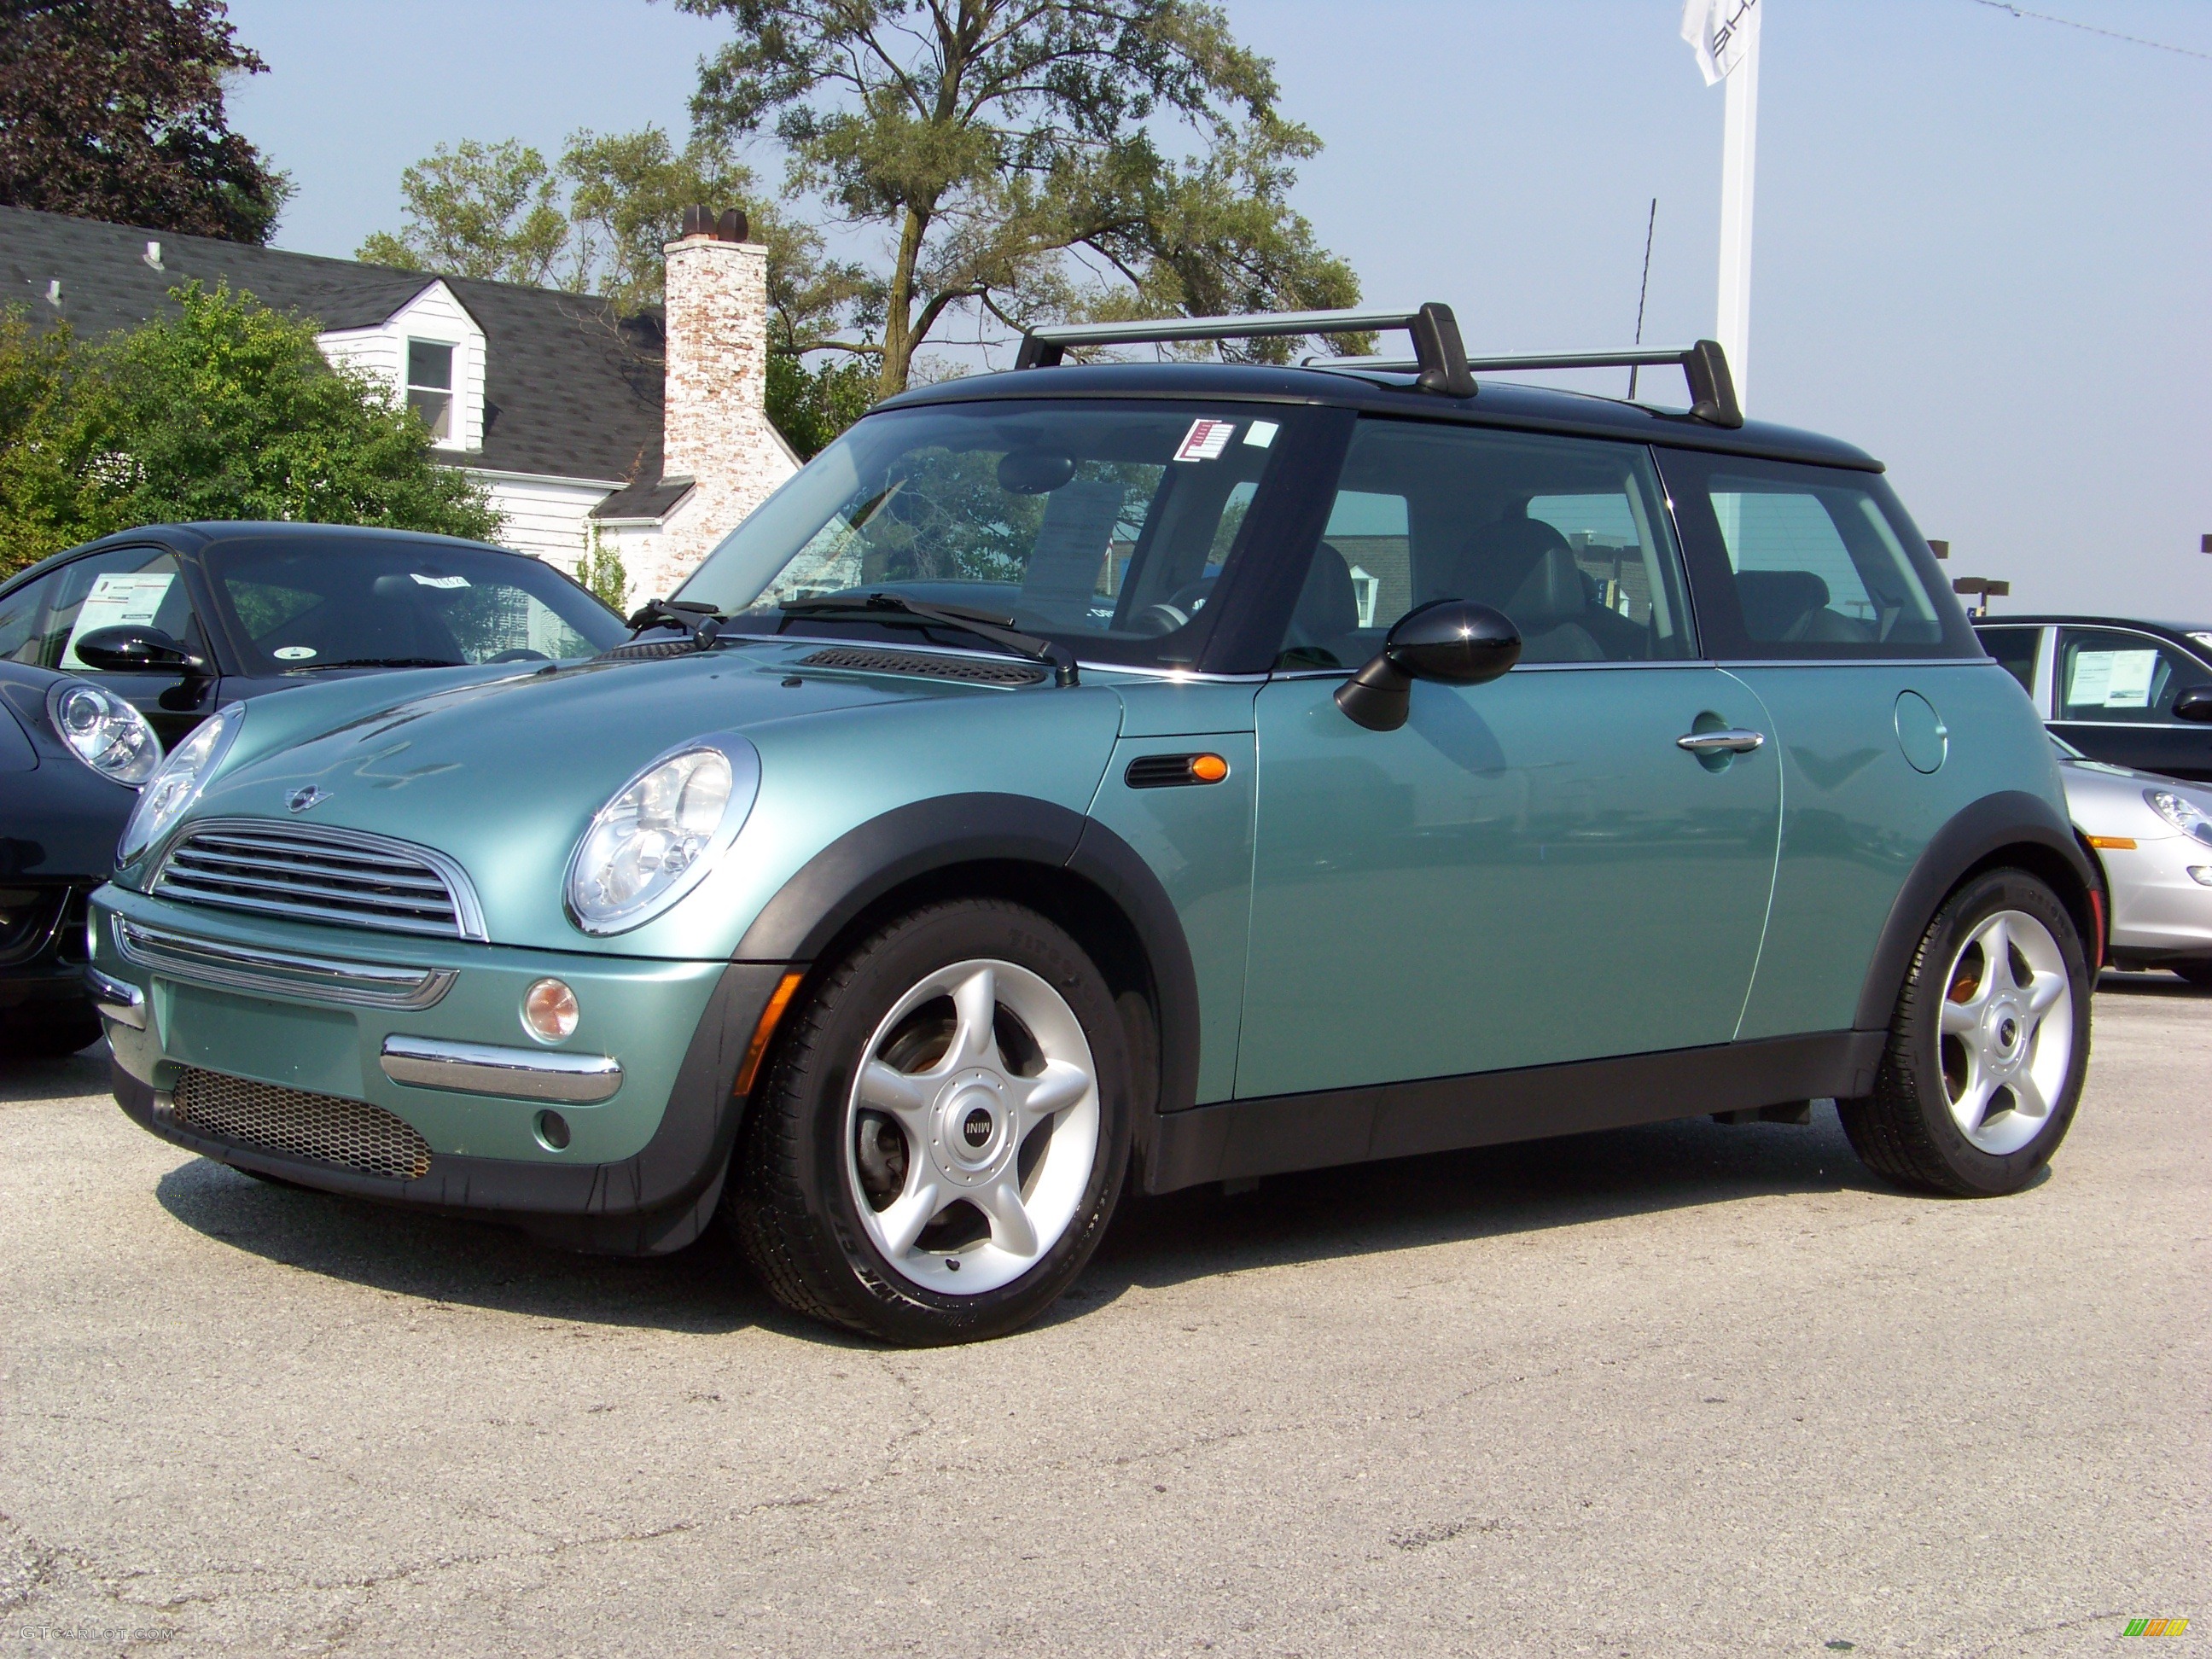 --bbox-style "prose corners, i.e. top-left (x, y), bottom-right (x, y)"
top-left (72, 625), bottom-right (207, 677)
top-left (1334, 599), bottom-right (1522, 732)
top-left (2173, 687), bottom-right (2212, 725)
